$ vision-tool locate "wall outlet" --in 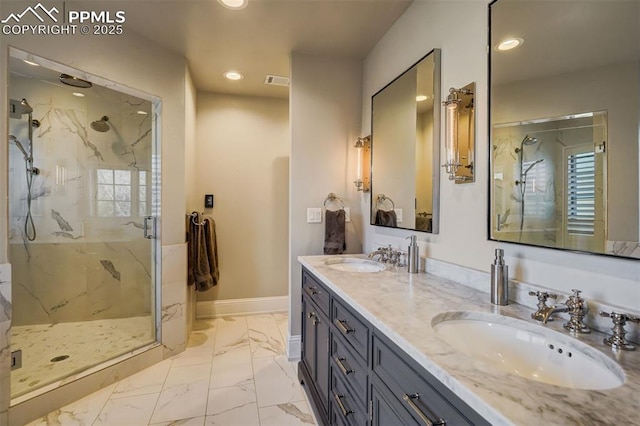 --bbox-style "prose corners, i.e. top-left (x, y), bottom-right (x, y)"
top-left (307, 208), bottom-right (322, 223)
top-left (394, 208), bottom-right (403, 223)
top-left (344, 207), bottom-right (350, 222)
